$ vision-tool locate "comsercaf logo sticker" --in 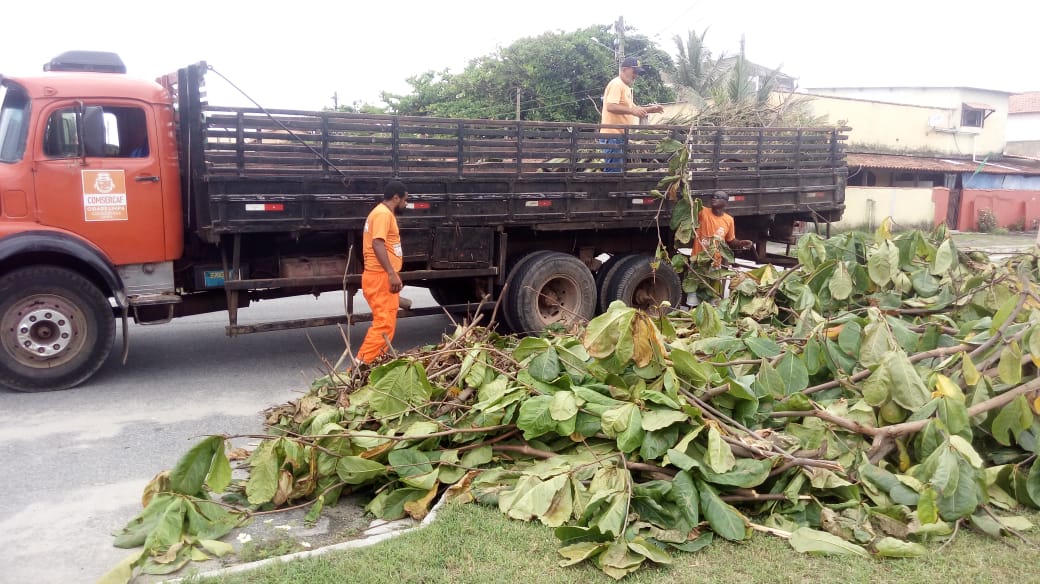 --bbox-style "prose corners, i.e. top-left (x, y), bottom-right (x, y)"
top-left (81, 169), bottom-right (128, 221)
